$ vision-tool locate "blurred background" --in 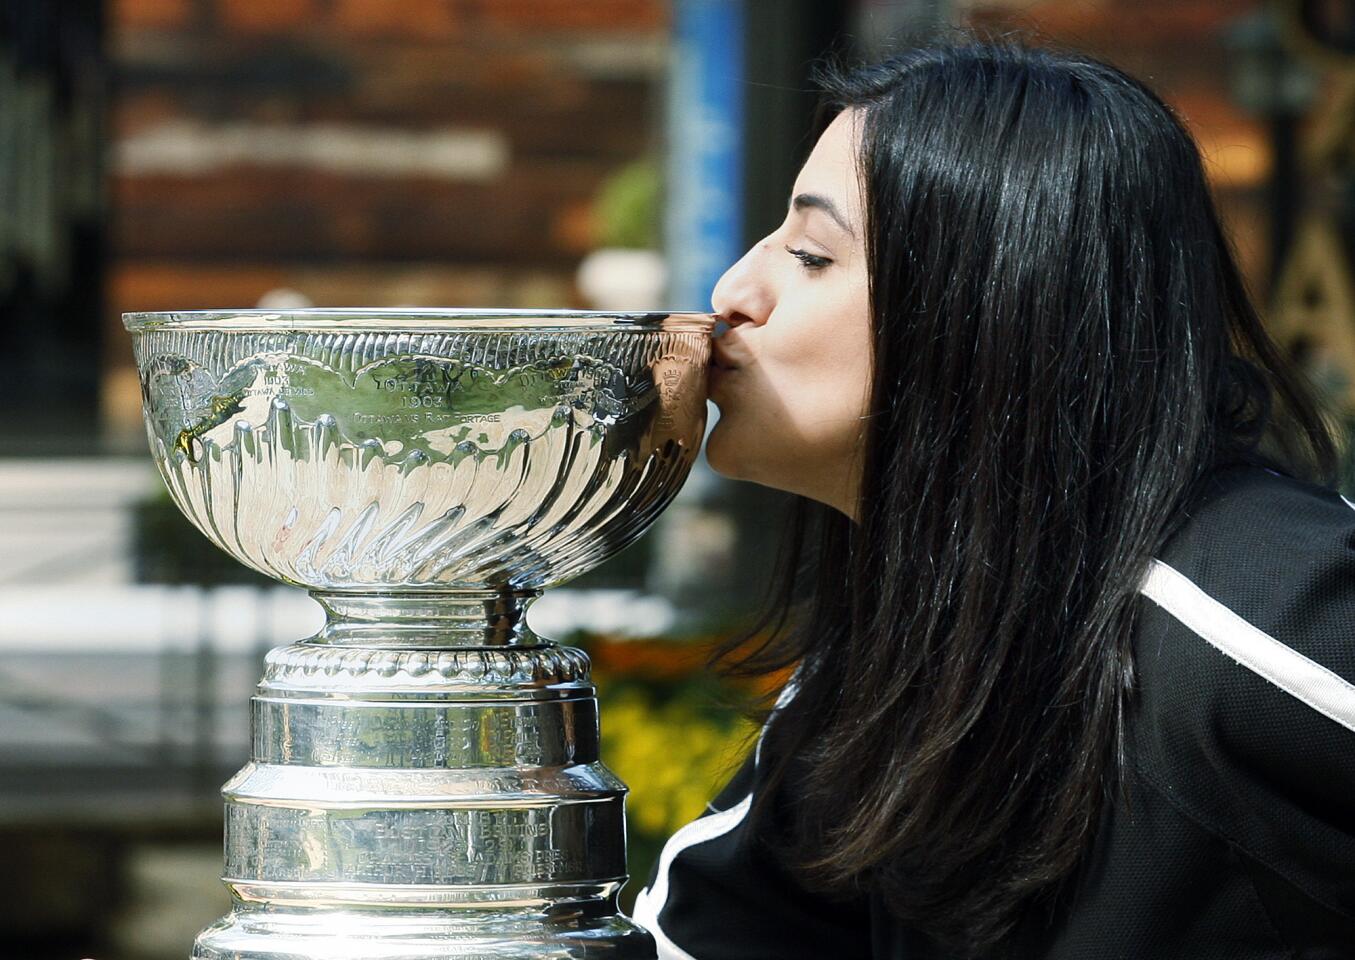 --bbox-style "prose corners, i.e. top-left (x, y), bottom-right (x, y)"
top-left (3, 0), bottom-right (1355, 957)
